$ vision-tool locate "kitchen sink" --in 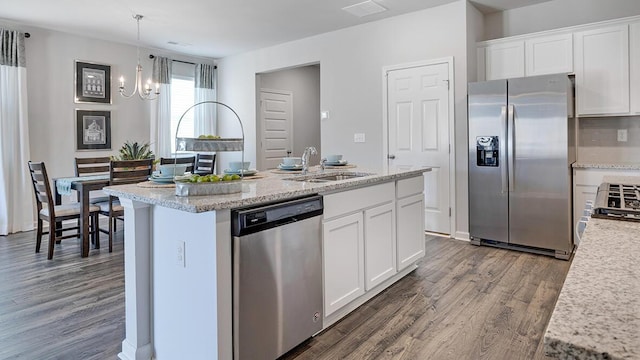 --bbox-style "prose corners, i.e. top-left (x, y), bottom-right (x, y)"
top-left (284, 172), bottom-right (374, 183)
